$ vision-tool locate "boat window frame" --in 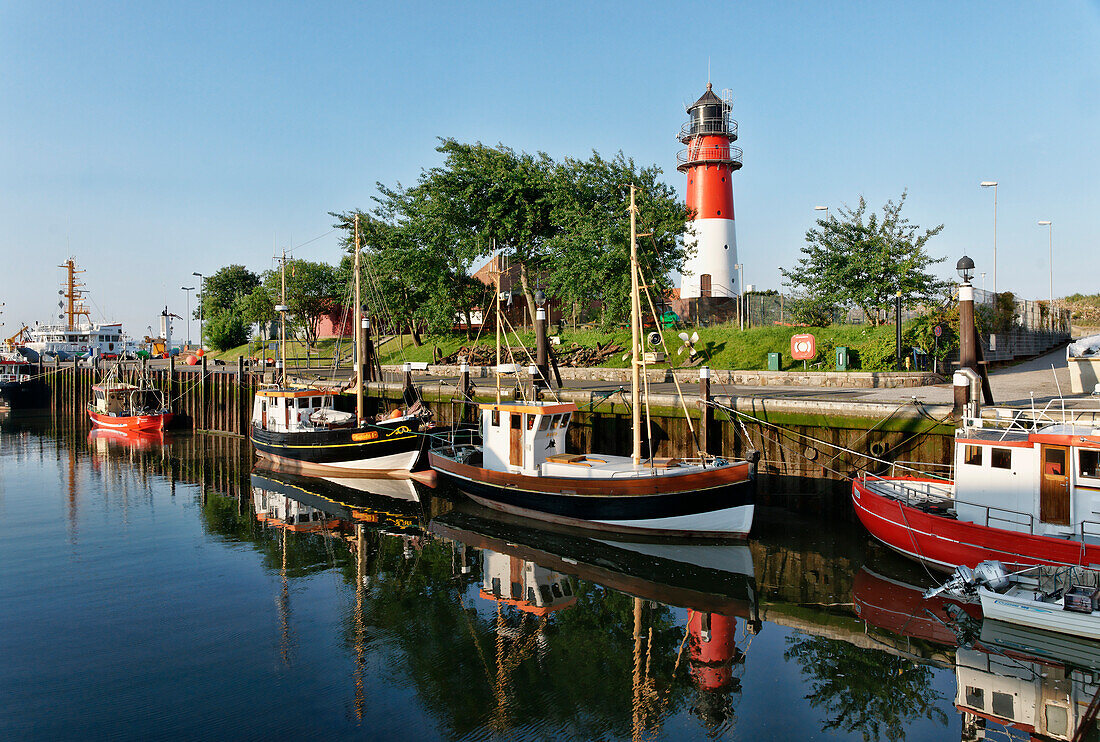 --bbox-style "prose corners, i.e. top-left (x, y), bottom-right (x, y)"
top-left (990, 447), bottom-right (1012, 470)
top-left (964, 444), bottom-right (983, 467)
top-left (491, 410), bottom-right (500, 427)
top-left (1080, 448), bottom-right (1100, 480)
top-left (538, 414), bottom-right (552, 431)
top-left (526, 414), bottom-right (536, 431)
top-left (964, 686), bottom-right (984, 710)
